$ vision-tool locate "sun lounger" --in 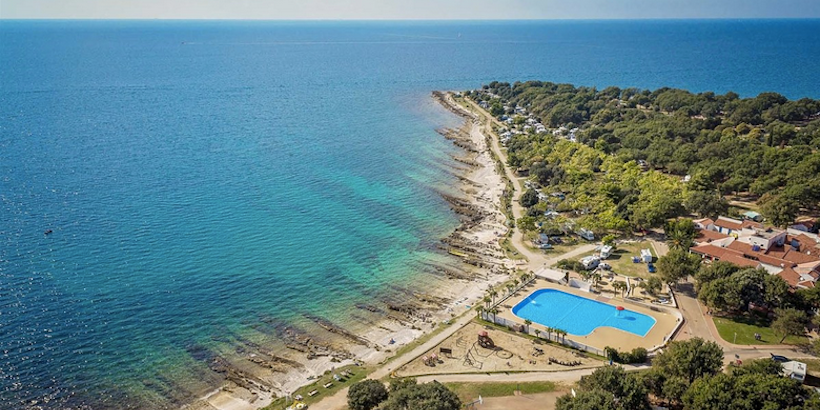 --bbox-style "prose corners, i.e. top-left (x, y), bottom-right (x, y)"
top-left (323, 382), bottom-right (333, 388)
top-left (308, 390), bottom-right (318, 397)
